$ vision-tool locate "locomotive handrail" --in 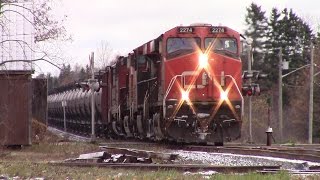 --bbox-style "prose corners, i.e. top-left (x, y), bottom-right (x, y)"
top-left (164, 75), bottom-right (182, 99)
top-left (207, 74), bottom-right (244, 119)
top-left (137, 77), bottom-right (158, 85)
top-left (163, 75), bottom-right (182, 118)
top-left (209, 74), bottom-right (244, 118)
top-left (143, 80), bottom-right (159, 120)
top-left (143, 90), bottom-right (149, 120)
top-left (224, 75), bottom-right (244, 118)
